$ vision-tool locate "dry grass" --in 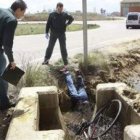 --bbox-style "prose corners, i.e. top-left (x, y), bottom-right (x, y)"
top-left (78, 51), bottom-right (109, 74)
